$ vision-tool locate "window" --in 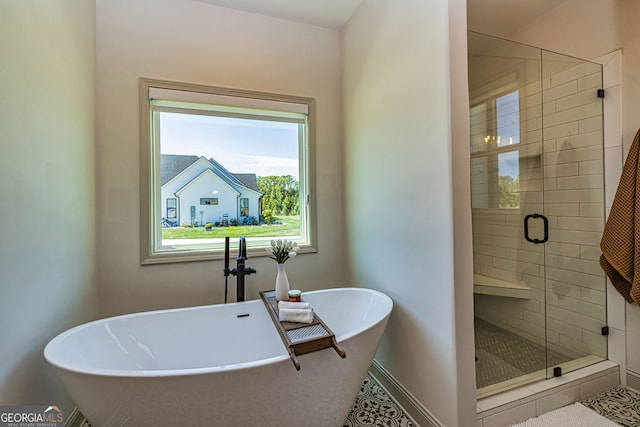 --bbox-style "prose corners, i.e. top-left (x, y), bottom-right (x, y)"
top-left (166, 198), bottom-right (177, 219)
top-left (240, 198), bottom-right (249, 217)
top-left (200, 198), bottom-right (218, 206)
top-left (470, 89), bottom-right (520, 209)
top-left (140, 78), bottom-right (316, 264)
